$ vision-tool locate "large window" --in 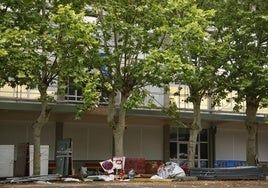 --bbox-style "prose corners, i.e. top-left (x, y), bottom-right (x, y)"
top-left (169, 127), bottom-right (208, 167)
